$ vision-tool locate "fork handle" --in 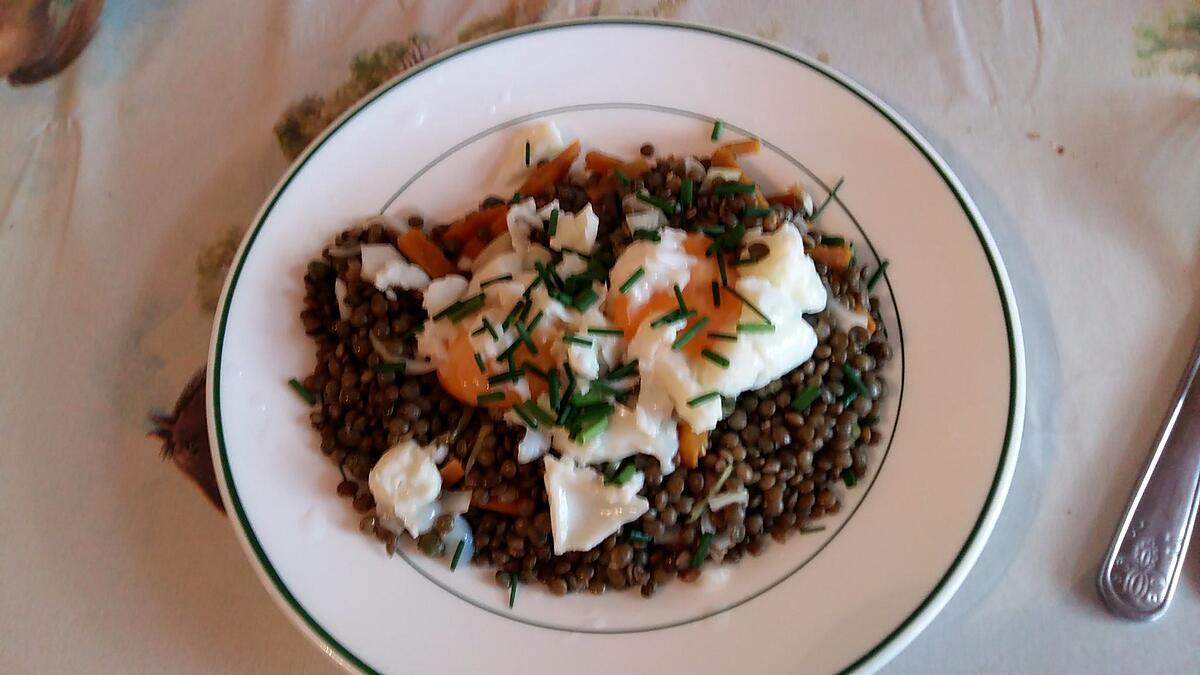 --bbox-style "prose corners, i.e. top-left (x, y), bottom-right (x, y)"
top-left (1097, 332), bottom-right (1200, 621)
